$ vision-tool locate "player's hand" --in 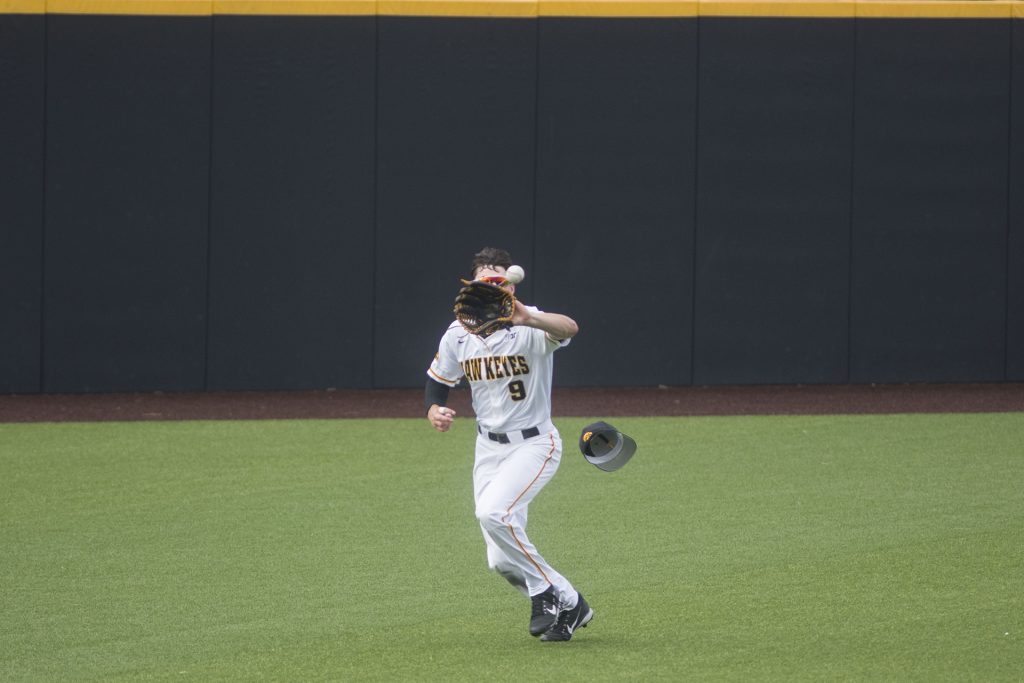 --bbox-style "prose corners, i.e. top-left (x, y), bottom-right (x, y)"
top-left (428, 405), bottom-right (456, 432)
top-left (511, 299), bottom-right (532, 326)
